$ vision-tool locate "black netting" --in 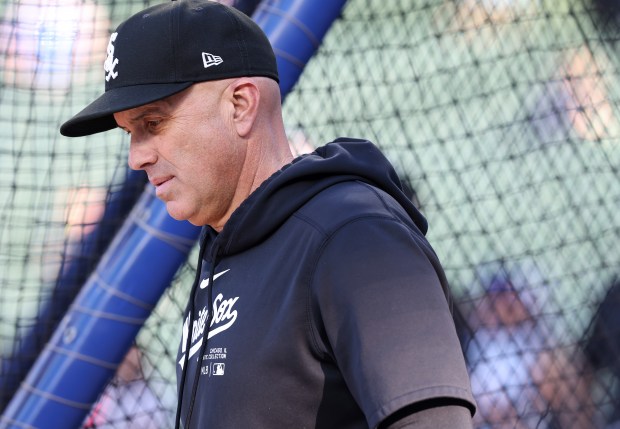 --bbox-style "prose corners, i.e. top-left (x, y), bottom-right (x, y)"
top-left (1, 0), bottom-right (619, 428)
